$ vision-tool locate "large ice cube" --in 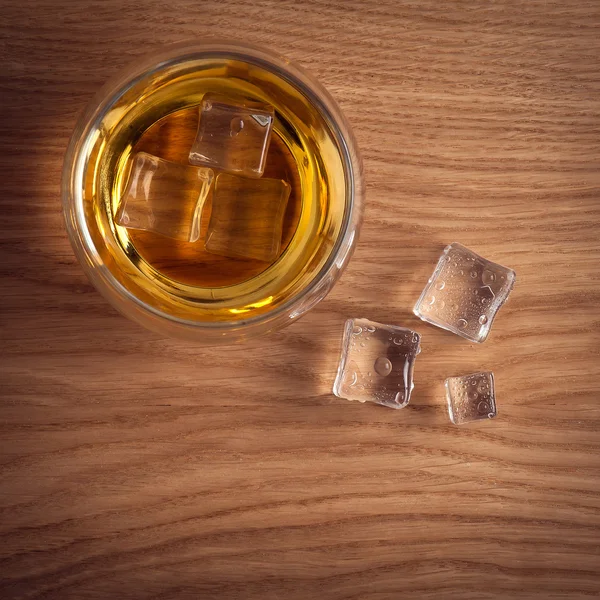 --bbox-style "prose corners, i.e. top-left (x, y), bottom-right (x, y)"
top-left (189, 94), bottom-right (274, 178)
top-left (333, 318), bottom-right (421, 409)
top-left (115, 152), bottom-right (213, 242)
top-left (204, 173), bottom-right (291, 262)
top-left (414, 243), bottom-right (516, 343)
